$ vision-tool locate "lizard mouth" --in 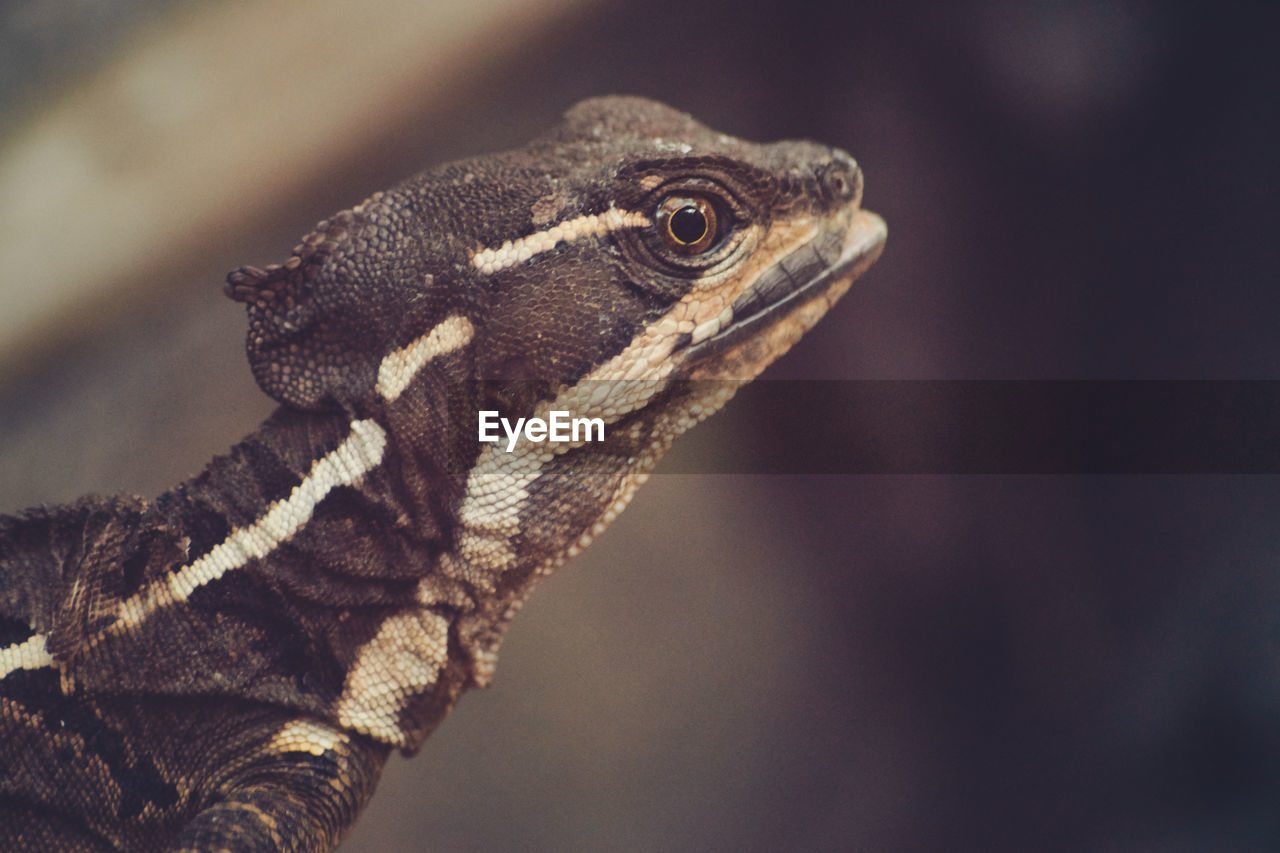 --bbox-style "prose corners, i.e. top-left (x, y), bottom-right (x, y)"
top-left (677, 208), bottom-right (887, 370)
